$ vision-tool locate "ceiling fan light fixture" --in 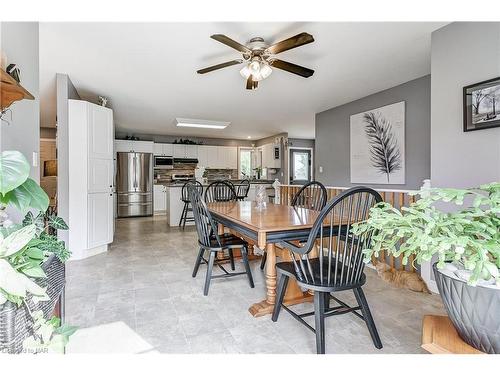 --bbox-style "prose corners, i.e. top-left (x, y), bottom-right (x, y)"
top-left (260, 63), bottom-right (272, 79)
top-left (239, 65), bottom-right (251, 79)
top-left (249, 59), bottom-right (261, 74)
